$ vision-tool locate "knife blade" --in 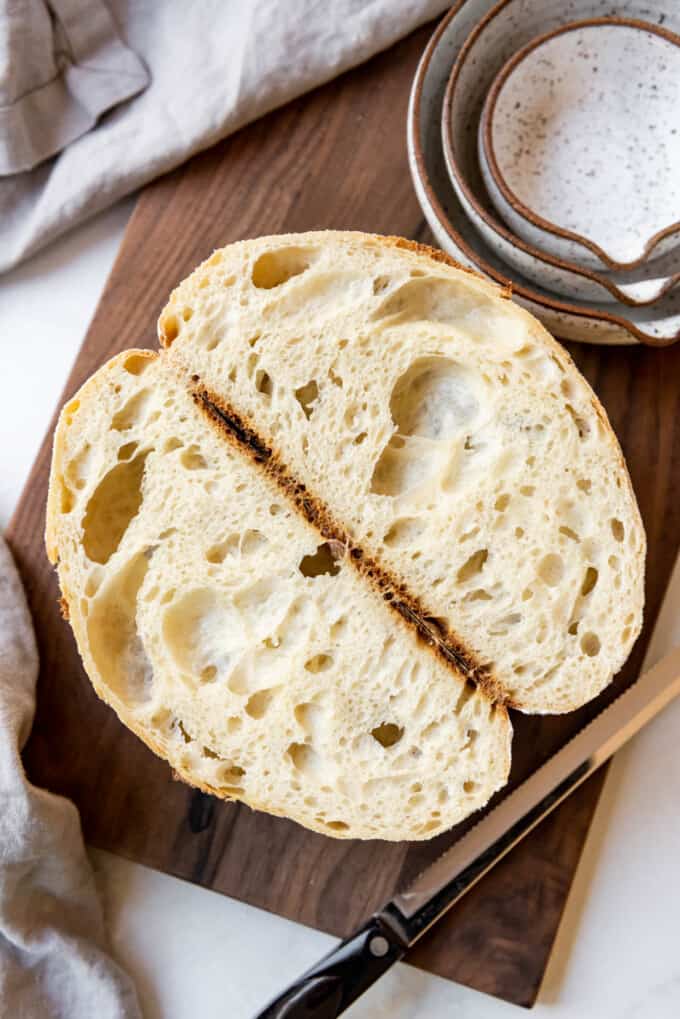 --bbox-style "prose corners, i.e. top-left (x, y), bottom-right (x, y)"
top-left (254, 645), bottom-right (680, 1018)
